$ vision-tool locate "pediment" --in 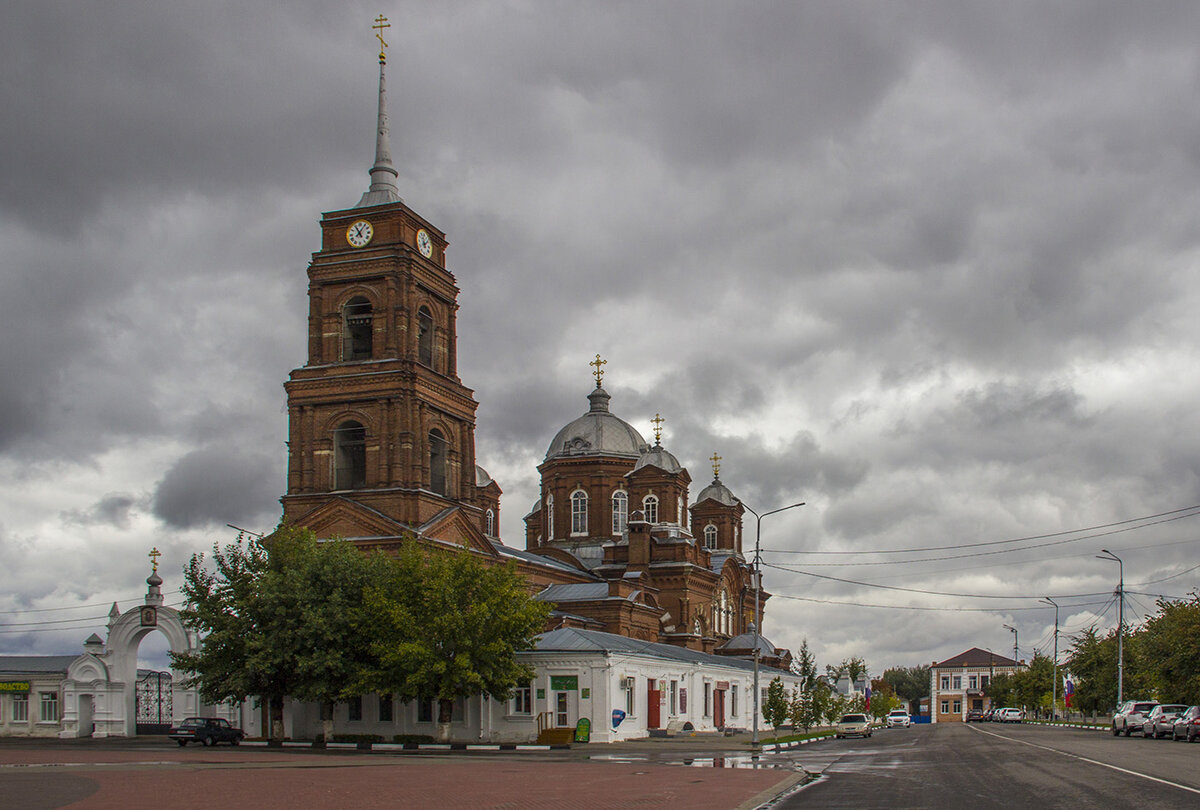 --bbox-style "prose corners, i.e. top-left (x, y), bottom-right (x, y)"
top-left (290, 497), bottom-right (411, 541)
top-left (420, 508), bottom-right (502, 558)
